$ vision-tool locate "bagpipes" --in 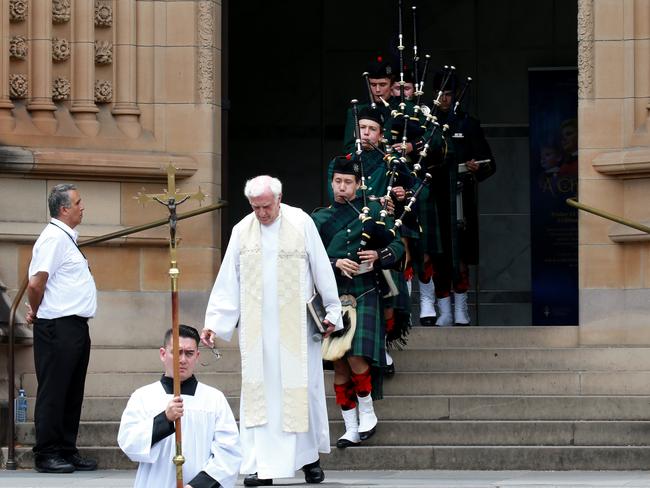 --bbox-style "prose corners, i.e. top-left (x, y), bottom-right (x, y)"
top-left (348, 0), bottom-right (454, 243)
top-left (365, 1), bottom-right (444, 226)
top-left (388, 2), bottom-right (477, 180)
top-left (349, 99), bottom-right (398, 255)
top-left (351, 1), bottom-right (479, 249)
top-left (347, 97), bottom-right (433, 288)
